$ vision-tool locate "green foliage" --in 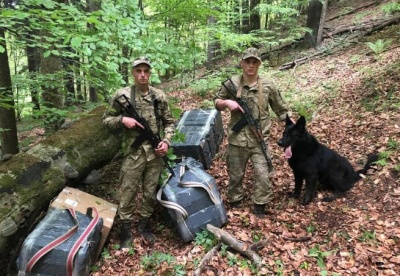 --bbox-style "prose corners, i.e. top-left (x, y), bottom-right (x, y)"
top-left (101, 247), bottom-right (112, 259)
top-left (365, 39), bottom-right (392, 55)
top-left (216, 29), bottom-right (258, 52)
top-left (1, 0), bottom-right (317, 122)
top-left (140, 251), bottom-right (186, 275)
top-left (141, 251), bottom-right (172, 268)
top-left (159, 147), bottom-right (179, 184)
top-left (31, 106), bottom-right (69, 131)
top-left (227, 253), bottom-right (238, 266)
top-left (274, 259), bottom-right (284, 275)
top-left (1, 0), bottom-right (217, 112)
top-left (381, 2), bottom-right (400, 14)
top-left (199, 99), bottom-right (215, 109)
top-left (357, 228), bottom-right (376, 243)
top-left (306, 223), bottom-right (317, 234)
top-left (90, 265), bottom-right (100, 272)
top-left (387, 138), bottom-right (399, 150)
top-left (189, 75), bottom-right (224, 99)
top-left (194, 229), bottom-right (218, 252)
top-left (376, 151), bottom-right (392, 167)
top-left (172, 130), bottom-right (186, 145)
top-left (252, 230), bottom-right (263, 242)
top-left (169, 103), bottom-right (183, 121)
top-left (112, 243), bottom-right (120, 250)
top-left (280, 84), bottom-right (319, 121)
top-left (299, 261), bottom-right (310, 270)
top-left (308, 245), bottom-right (333, 272)
top-left (19, 137), bottom-right (35, 148)
top-left (220, 244), bottom-right (229, 257)
top-left (349, 54), bottom-right (362, 64)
